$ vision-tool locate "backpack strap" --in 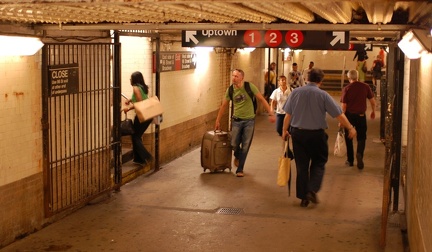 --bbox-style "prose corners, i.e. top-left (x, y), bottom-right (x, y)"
top-left (244, 82), bottom-right (257, 114)
top-left (229, 84), bottom-right (233, 100)
top-left (229, 82), bottom-right (257, 114)
top-left (244, 82), bottom-right (254, 100)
